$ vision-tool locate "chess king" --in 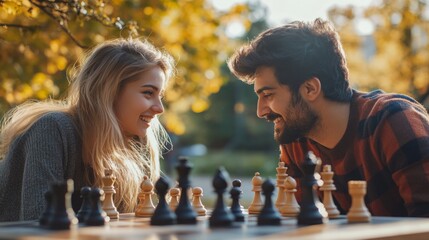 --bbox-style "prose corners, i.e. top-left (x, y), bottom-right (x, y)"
top-left (228, 18), bottom-right (429, 217)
